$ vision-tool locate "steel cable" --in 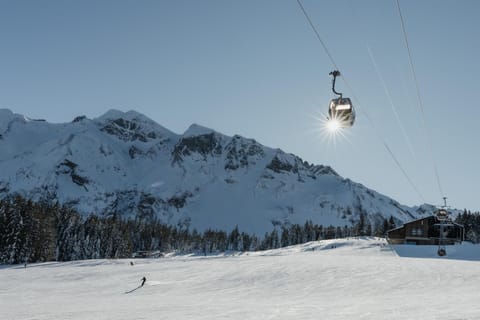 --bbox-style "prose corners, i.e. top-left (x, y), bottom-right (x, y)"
top-left (296, 0), bottom-right (426, 202)
top-left (395, 0), bottom-right (445, 199)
